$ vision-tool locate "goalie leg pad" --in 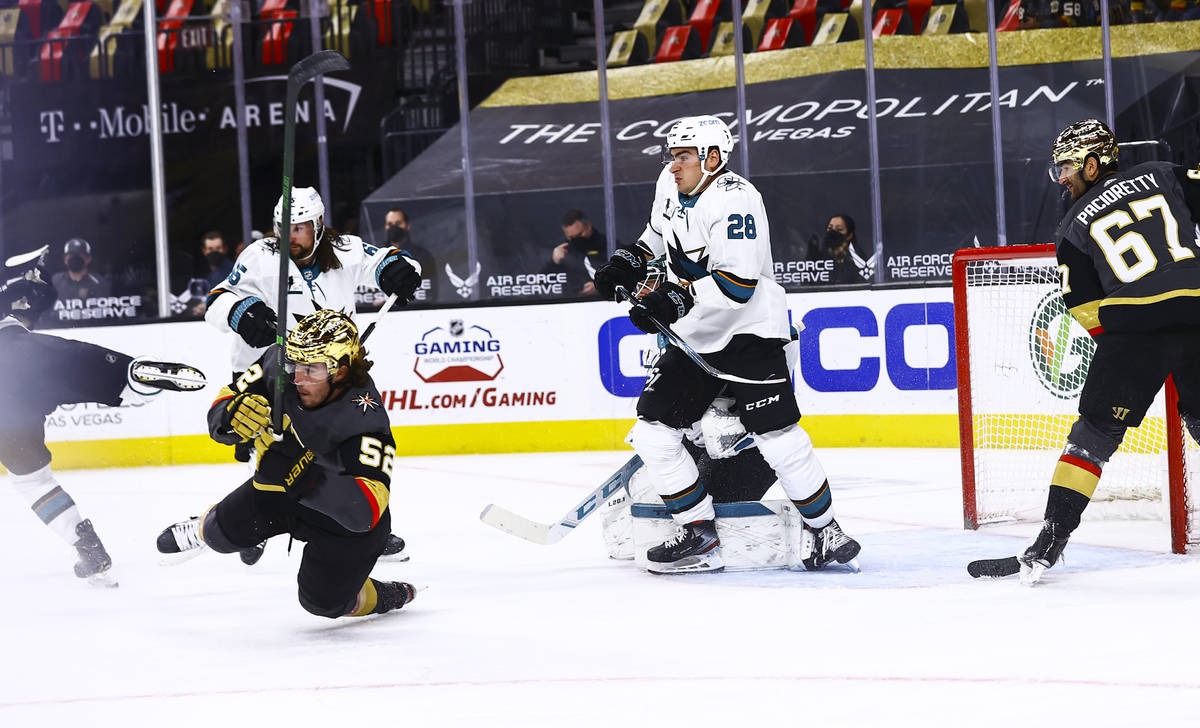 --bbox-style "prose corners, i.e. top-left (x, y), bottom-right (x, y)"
top-left (754, 425), bottom-right (832, 527)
